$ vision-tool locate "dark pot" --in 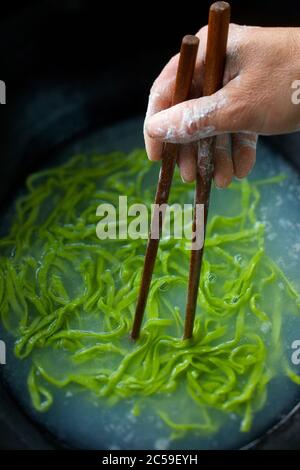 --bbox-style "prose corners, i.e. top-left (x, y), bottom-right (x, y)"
top-left (0, 0), bottom-right (300, 450)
